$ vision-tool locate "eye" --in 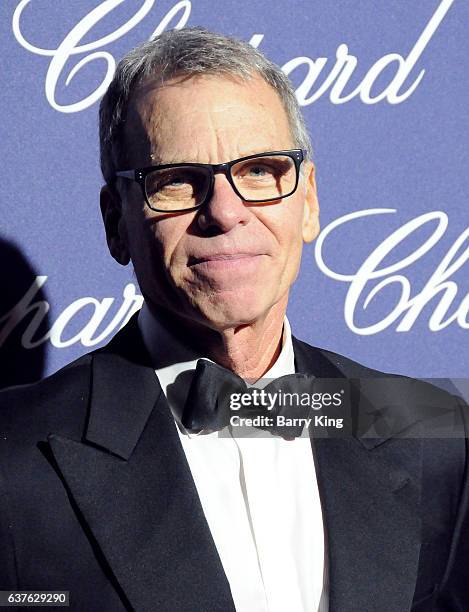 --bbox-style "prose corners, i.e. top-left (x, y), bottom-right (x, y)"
top-left (149, 170), bottom-right (193, 193)
top-left (160, 175), bottom-right (187, 188)
top-left (237, 161), bottom-right (277, 179)
top-left (233, 156), bottom-right (294, 182)
top-left (247, 165), bottom-right (270, 177)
